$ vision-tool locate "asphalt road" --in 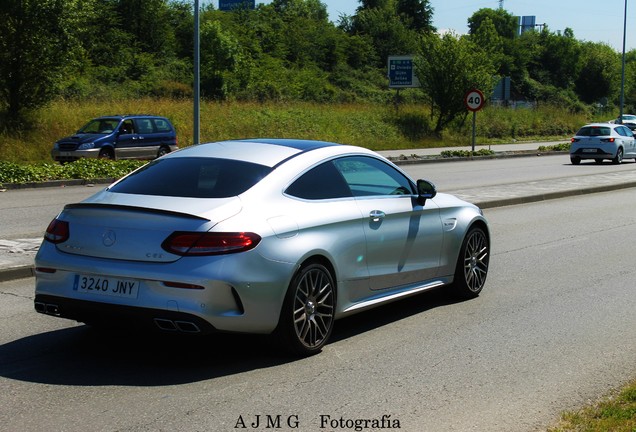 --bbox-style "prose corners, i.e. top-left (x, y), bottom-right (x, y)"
top-left (1, 188), bottom-right (636, 432)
